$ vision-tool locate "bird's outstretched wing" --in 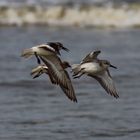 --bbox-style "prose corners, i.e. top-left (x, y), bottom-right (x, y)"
top-left (40, 56), bottom-right (77, 102)
top-left (81, 50), bottom-right (101, 64)
top-left (89, 70), bottom-right (119, 98)
top-left (31, 65), bottom-right (77, 102)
